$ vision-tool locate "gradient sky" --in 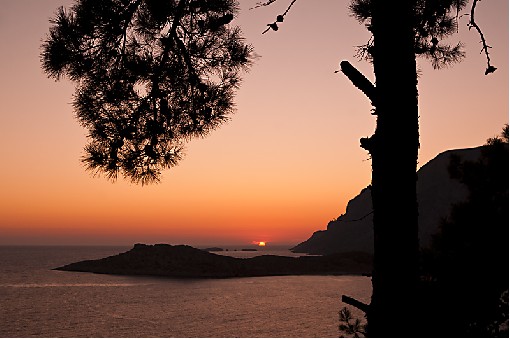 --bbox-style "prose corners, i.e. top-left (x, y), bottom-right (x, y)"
top-left (0, 0), bottom-right (507, 246)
